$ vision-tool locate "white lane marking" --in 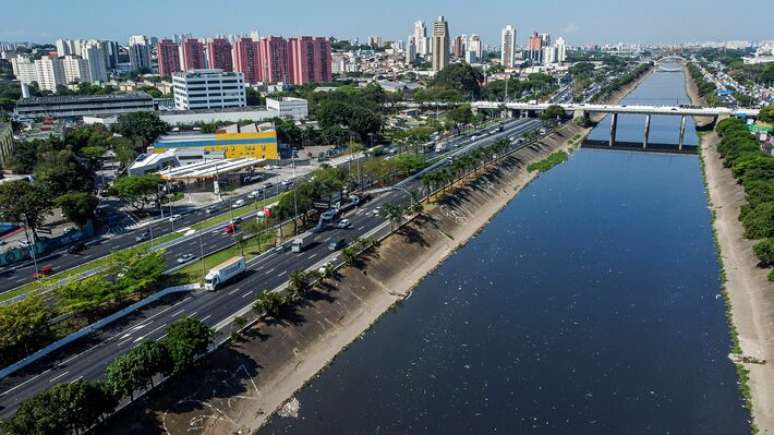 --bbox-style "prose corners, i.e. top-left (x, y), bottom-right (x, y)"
top-left (60, 353), bottom-right (80, 365)
top-left (358, 225), bottom-right (365, 231)
top-left (200, 314), bottom-right (211, 322)
top-left (144, 323), bottom-right (167, 338)
top-left (156, 334), bottom-right (167, 342)
top-left (228, 287), bottom-right (240, 296)
top-left (265, 267), bottom-right (275, 274)
top-left (242, 291), bottom-right (252, 299)
top-left (14, 277), bottom-right (25, 283)
top-left (276, 270), bottom-right (286, 278)
top-left (49, 371), bottom-right (70, 383)
top-left (0, 373), bottom-right (42, 396)
top-left (309, 253), bottom-right (317, 260)
top-left (69, 375), bottom-right (83, 384)
top-left (171, 309), bottom-right (186, 317)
